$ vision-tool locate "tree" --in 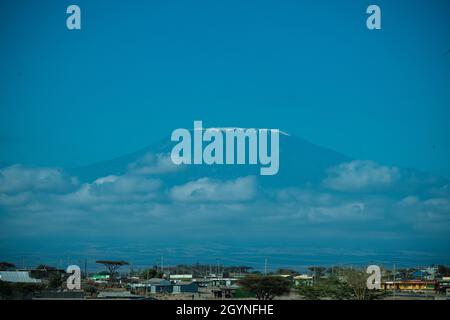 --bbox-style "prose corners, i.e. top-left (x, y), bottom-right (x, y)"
top-left (308, 266), bottom-right (326, 283)
top-left (48, 272), bottom-right (63, 288)
top-left (276, 268), bottom-right (299, 276)
top-left (32, 264), bottom-right (59, 281)
top-left (0, 281), bottom-right (13, 298)
top-left (238, 275), bottom-right (291, 300)
top-left (438, 265), bottom-right (450, 277)
top-left (0, 262), bottom-right (16, 270)
top-left (140, 268), bottom-right (161, 279)
top-left (296, 276), bottom-right (353, 300)
top-left (341, 268), bottom-right (369, 300)
top-left (36, 264), bottom-right (56, 271)
top-left (0, 281), bottom-right (44, 299)
top-left (84, 285), bottom-right (98, 297)
top-left (96, 260), bottom-right (129, 282)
